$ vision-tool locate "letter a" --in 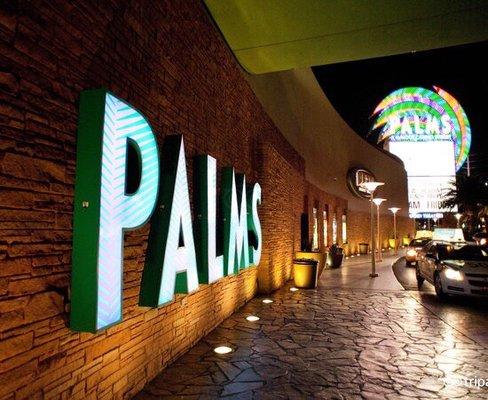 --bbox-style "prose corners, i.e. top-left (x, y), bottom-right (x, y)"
top-left (139, 135), bottom-right (199, 307)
